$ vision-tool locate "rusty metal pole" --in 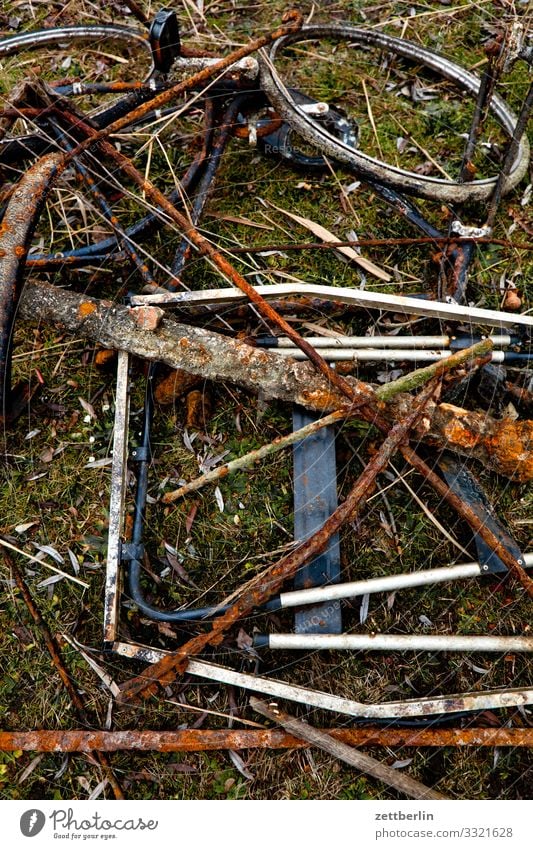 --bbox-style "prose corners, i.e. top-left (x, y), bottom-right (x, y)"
top-left (1, 727), bottom-right (531, 752)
